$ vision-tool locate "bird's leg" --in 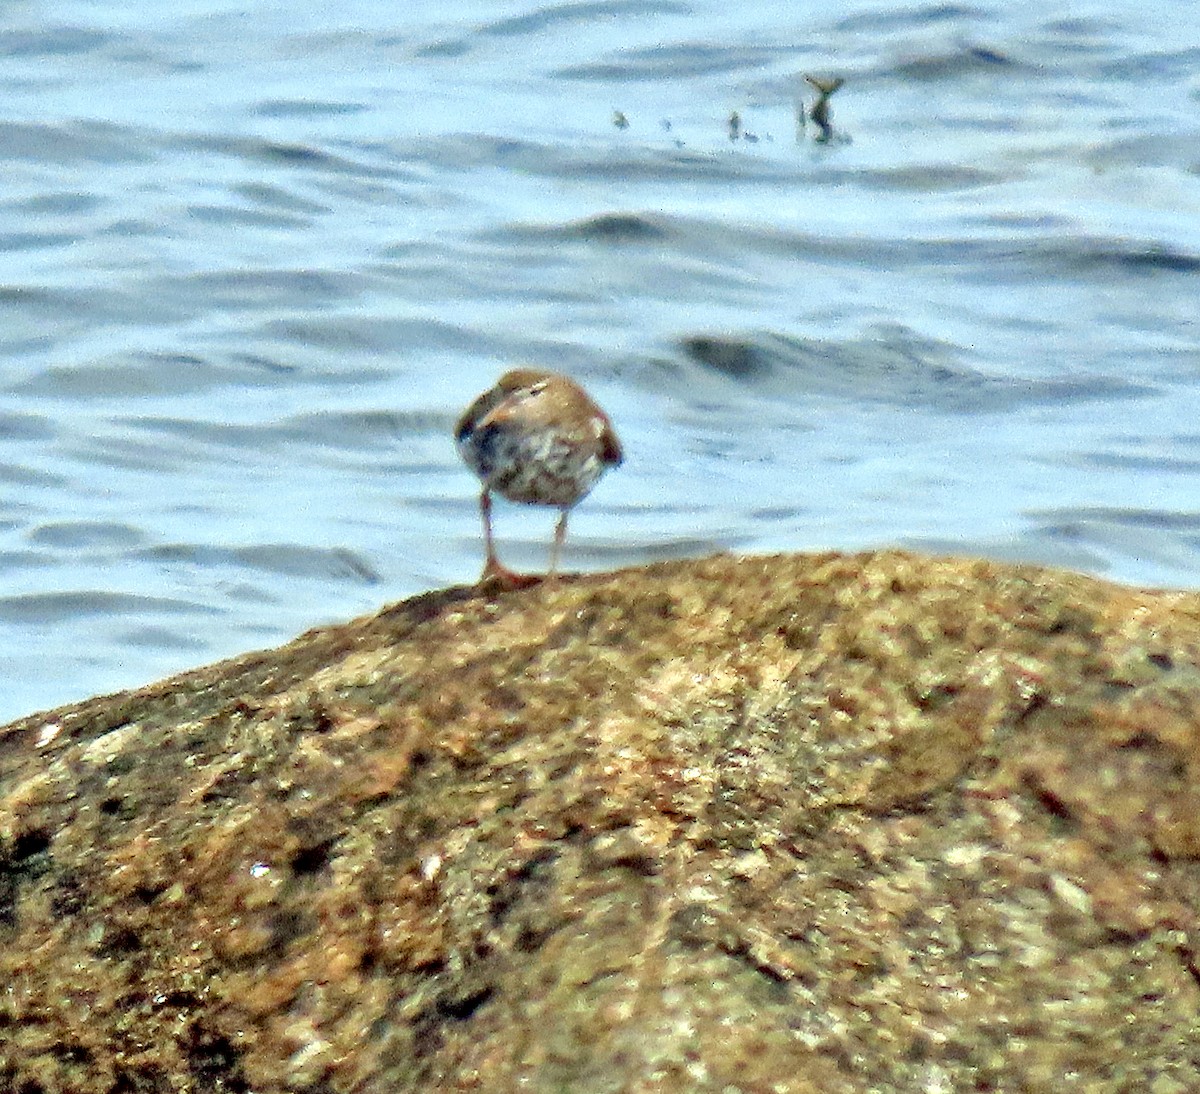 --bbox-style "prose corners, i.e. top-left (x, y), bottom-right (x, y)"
top-left (478, 488), bottom-right (541, 590)
top-left (480, 488), bottom-right (499, 570)
top-left (547, 510), bottom-right (569, 578)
